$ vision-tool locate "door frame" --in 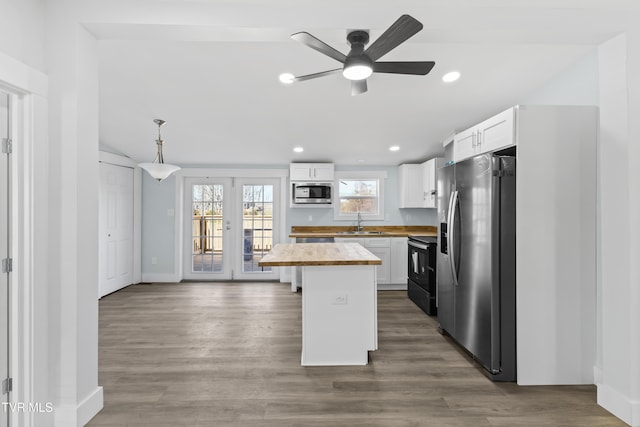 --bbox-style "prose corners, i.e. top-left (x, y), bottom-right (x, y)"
top-left (0, 52), bottom-right (48, 427)
top-left (177, 168), bottom-right (288, 282)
